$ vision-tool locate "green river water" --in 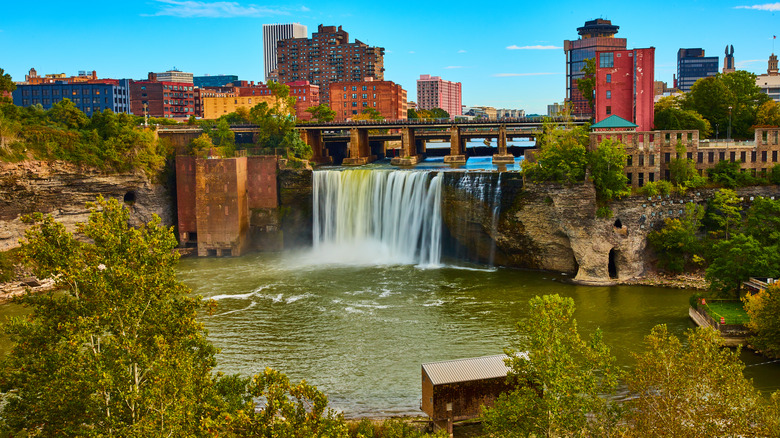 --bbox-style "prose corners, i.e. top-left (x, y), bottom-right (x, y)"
top-left (172, 251), bottom-right (780, 417)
